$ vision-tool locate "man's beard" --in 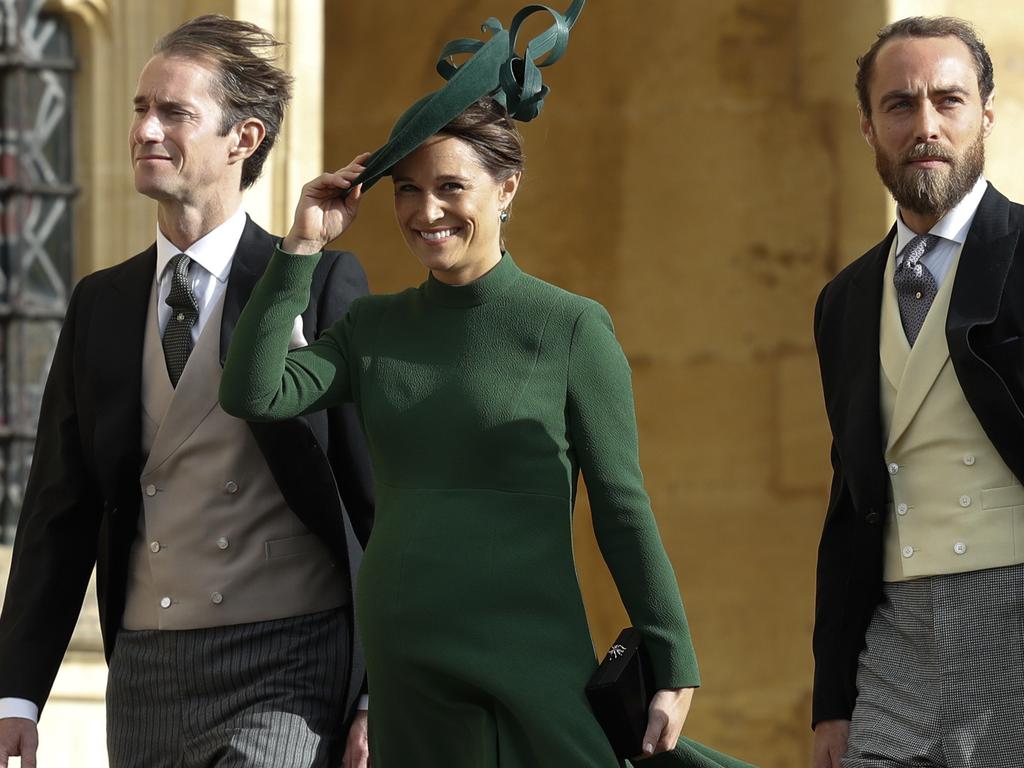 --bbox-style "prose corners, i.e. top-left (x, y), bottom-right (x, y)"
top-left (874, 132), bottom-right (985, 217)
